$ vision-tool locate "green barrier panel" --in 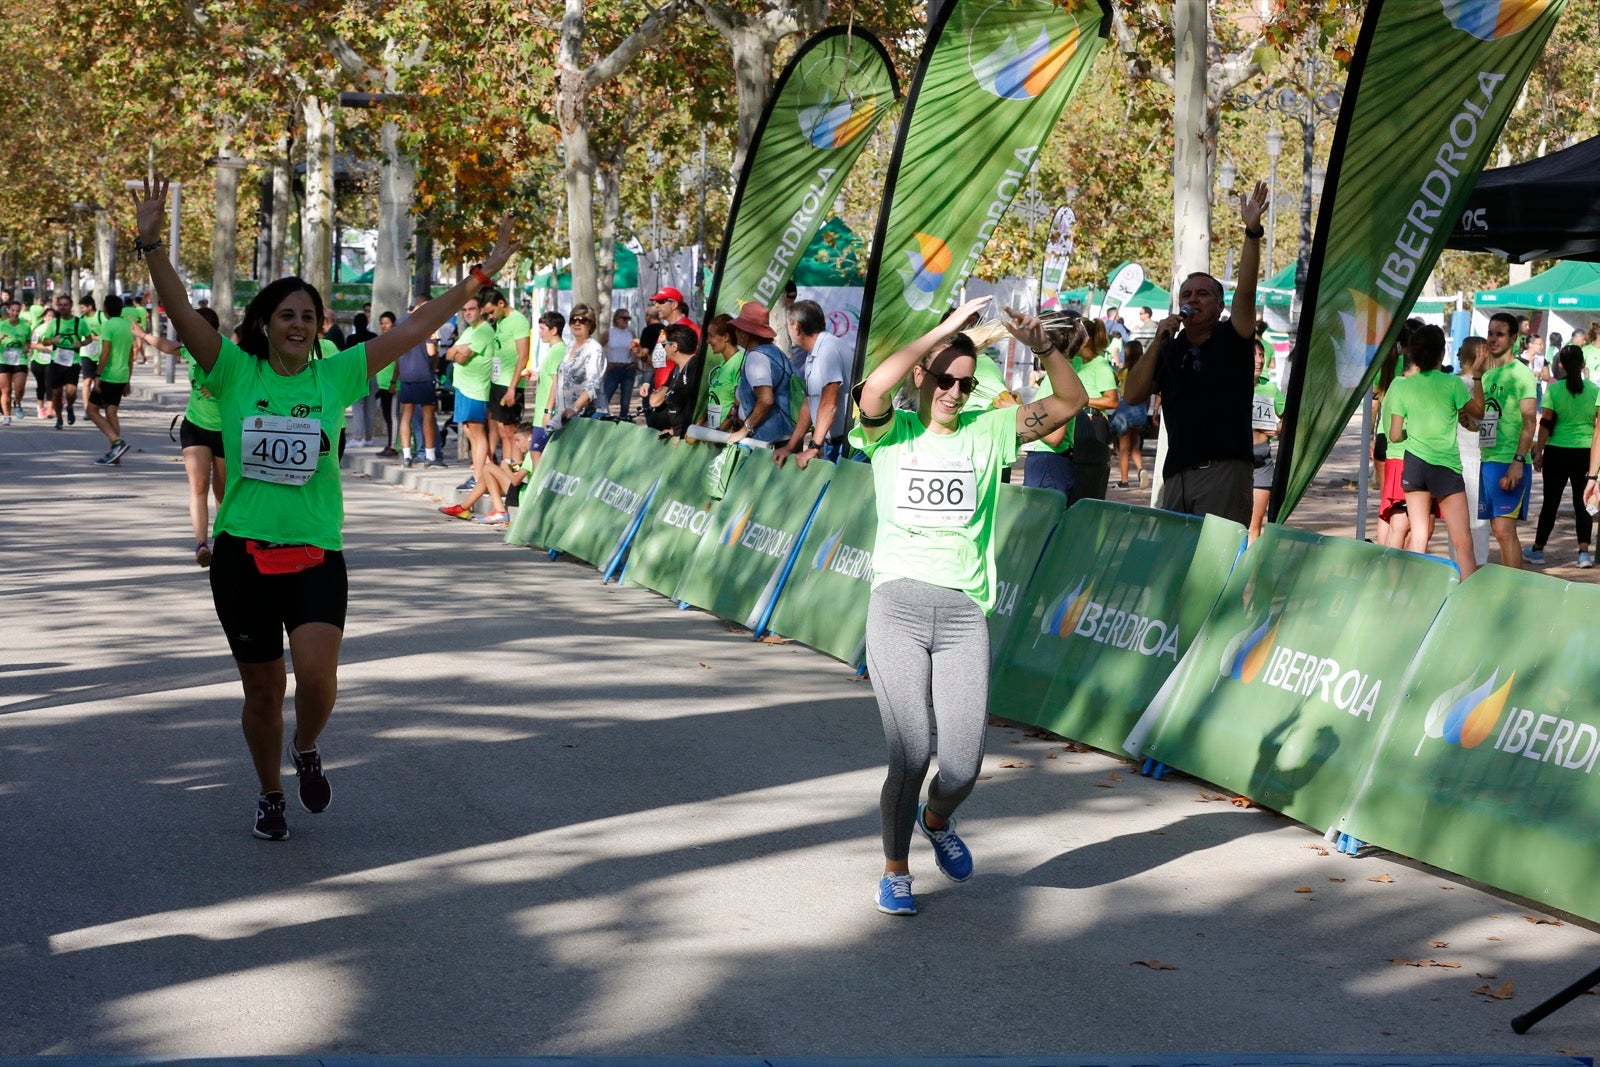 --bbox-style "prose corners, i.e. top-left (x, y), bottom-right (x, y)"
top-left (1126, 524), bottom-right (1457, 832)
top-left (1336, 567), bottom-right (1600, 921)
top-left (504, 419), bottom-right (616, 551)
top-left (554, 423), bottom-right (662, 567)
top-left (993, 501), bottom-right (1245, 754)
top-left (621, 440), bottom-right (721, 598)
top-left (984, 486), bottom-right (1067, 665)
top-left (764, 460), bottom-right (878, 665)
top-left (674, 454), bottom-right (834, 628)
